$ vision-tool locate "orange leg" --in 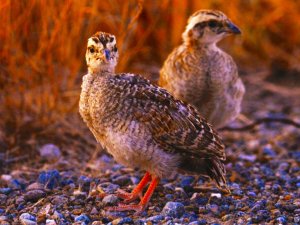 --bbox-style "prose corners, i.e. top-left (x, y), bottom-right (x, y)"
top-left (107, 176), bottom-right (160, 215)
top-left (116, 172), bottom-right (151, 203)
